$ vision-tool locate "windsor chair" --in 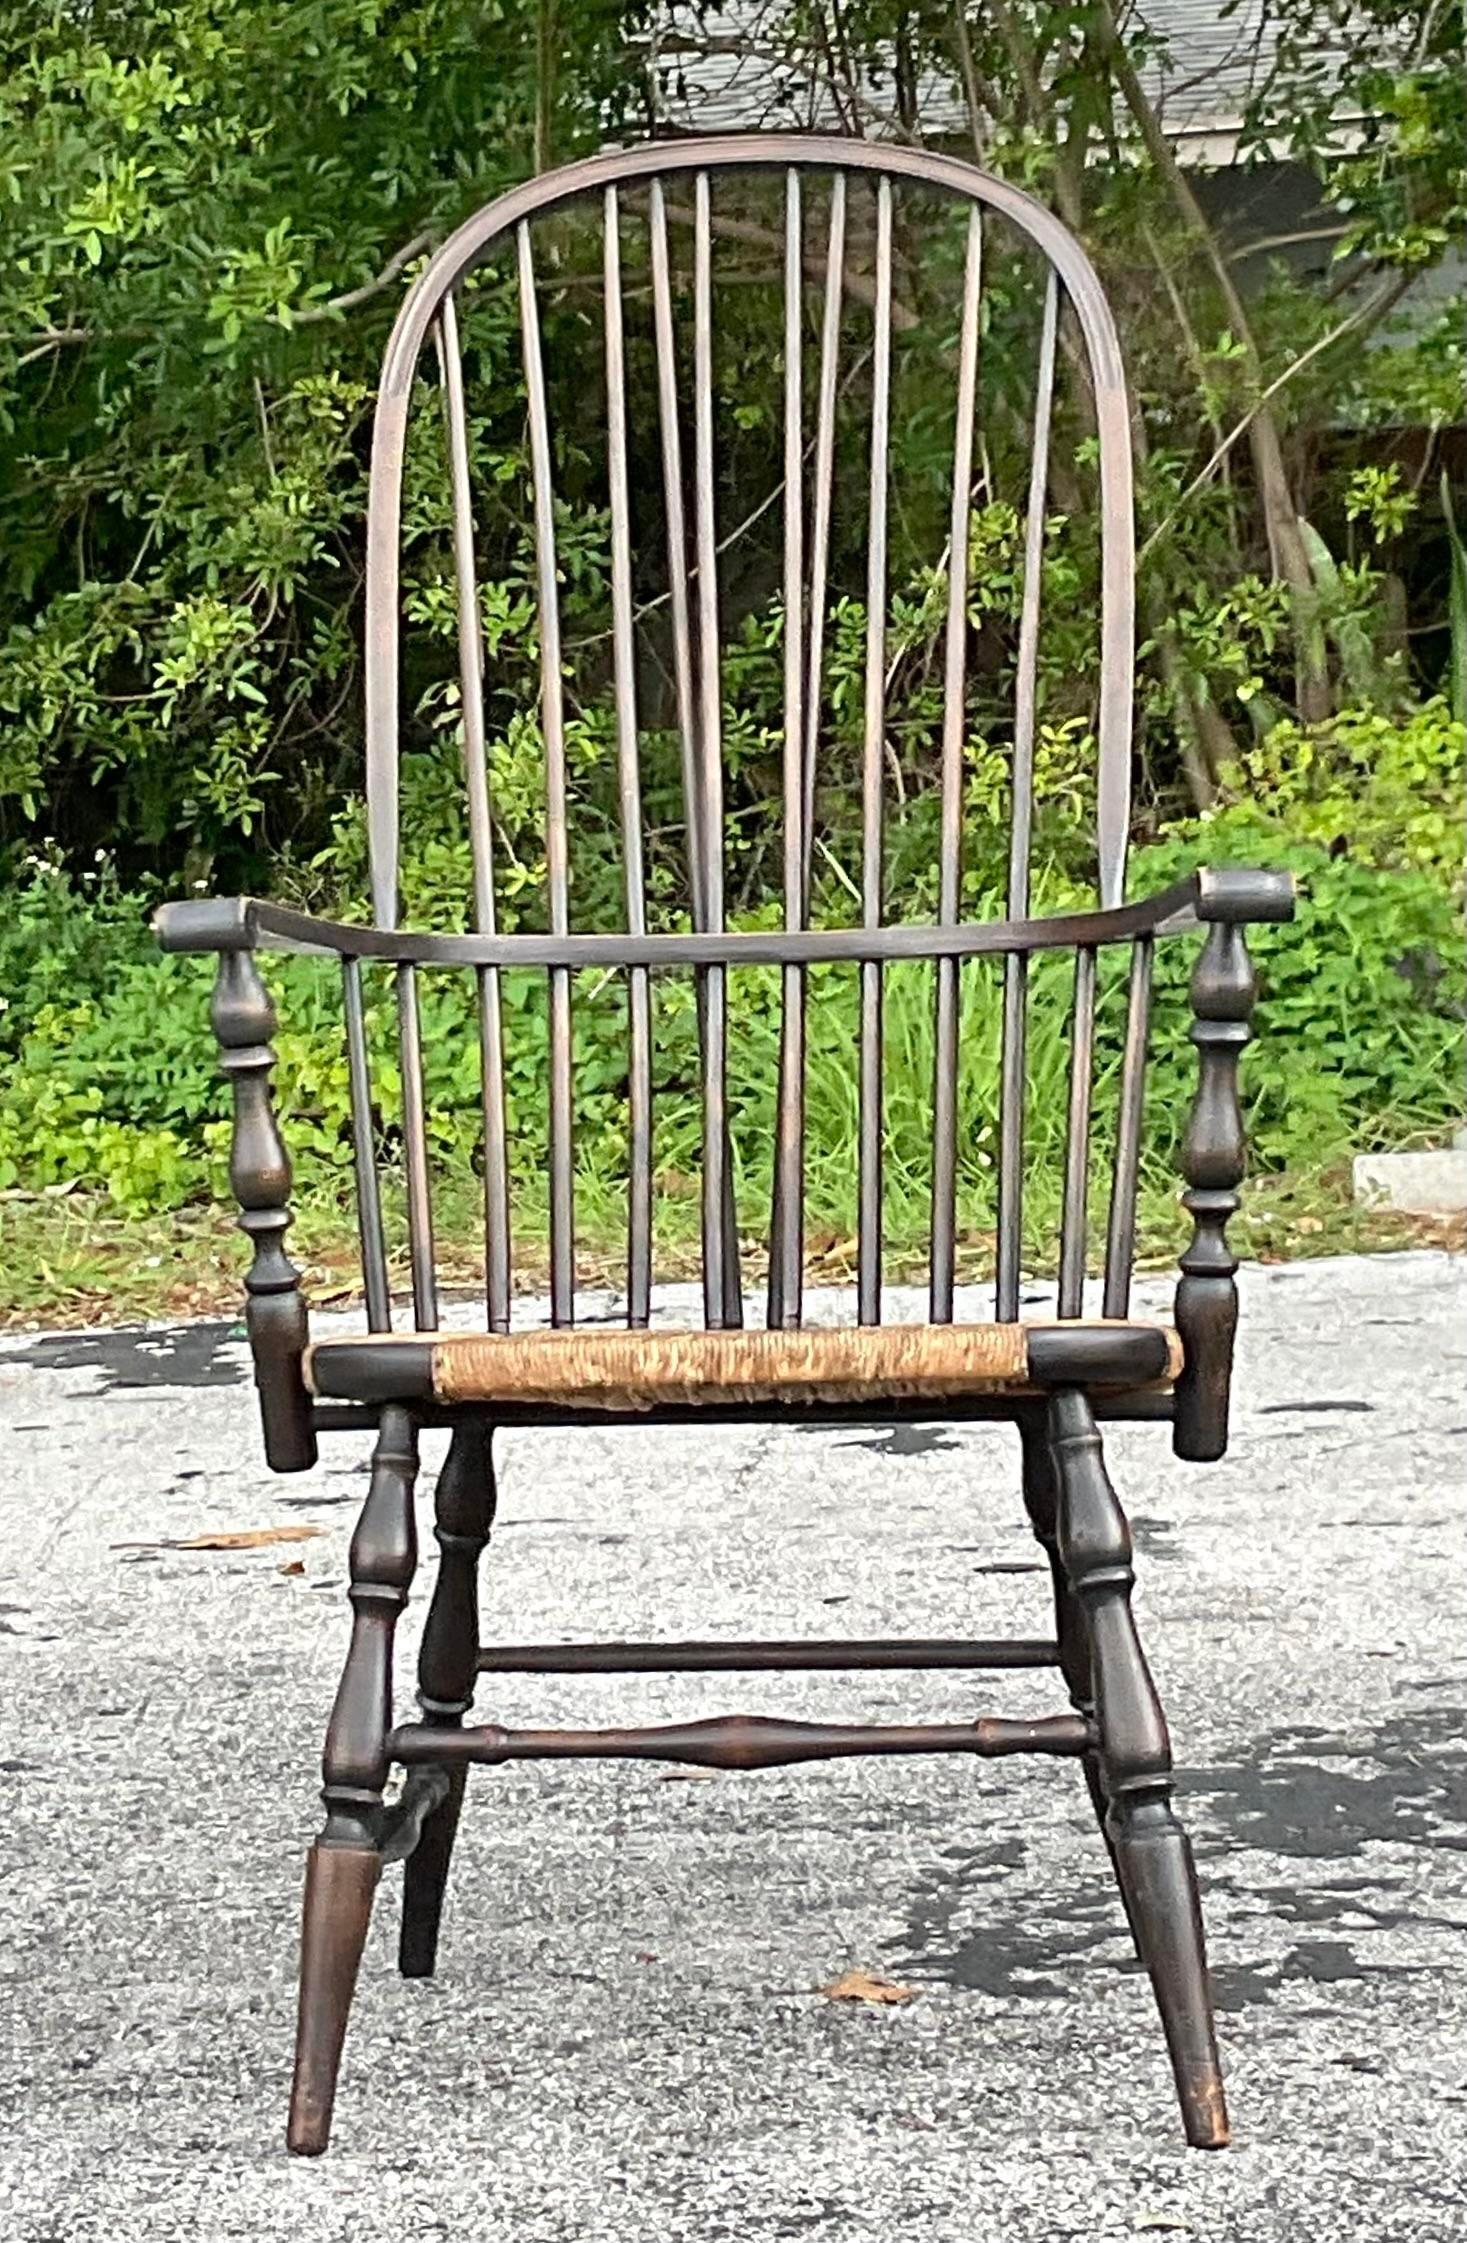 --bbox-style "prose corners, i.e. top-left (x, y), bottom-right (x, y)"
top-left (156, 135), bottom-right (1293, 2158)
